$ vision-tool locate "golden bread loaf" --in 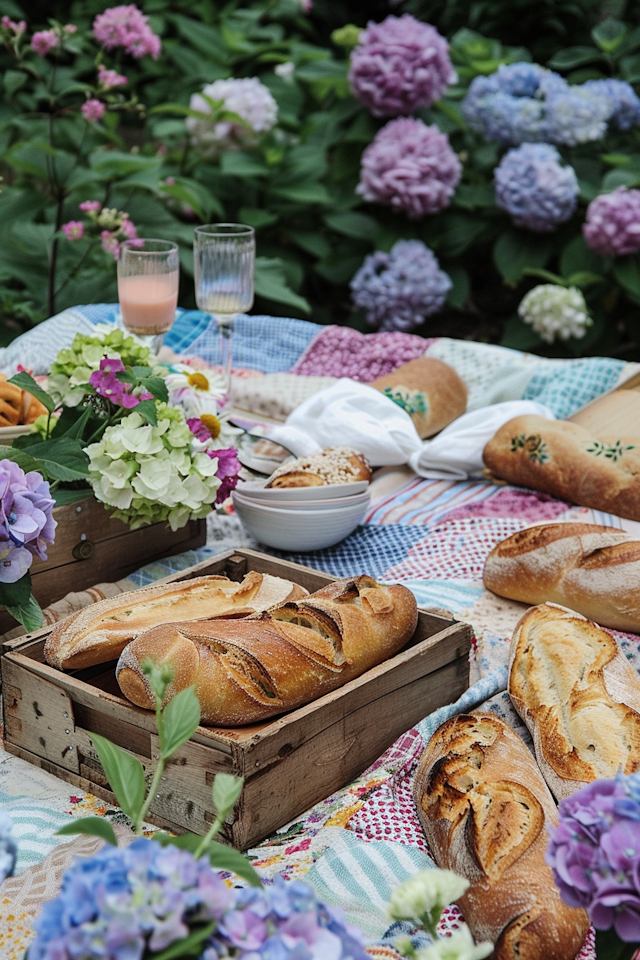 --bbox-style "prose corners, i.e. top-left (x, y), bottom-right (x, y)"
top-left (371, 357), bottom-right (468, 438)
top-left (265, 447), bottom-right (371, 488)
top-left (483, 522), bottom-right (640, 633)
top-left (508, 602), bottom-right (640, 801)
top-left (482, 414), bottom-right (640, 522)
top-left (44, 571), bottom-right (308, 671)
top-left (116, 575), bottom-right (419, 724)
top-left (0, 374), bottom-right (24, 427)
top-left (414, 712), bottom-right (589, 960)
